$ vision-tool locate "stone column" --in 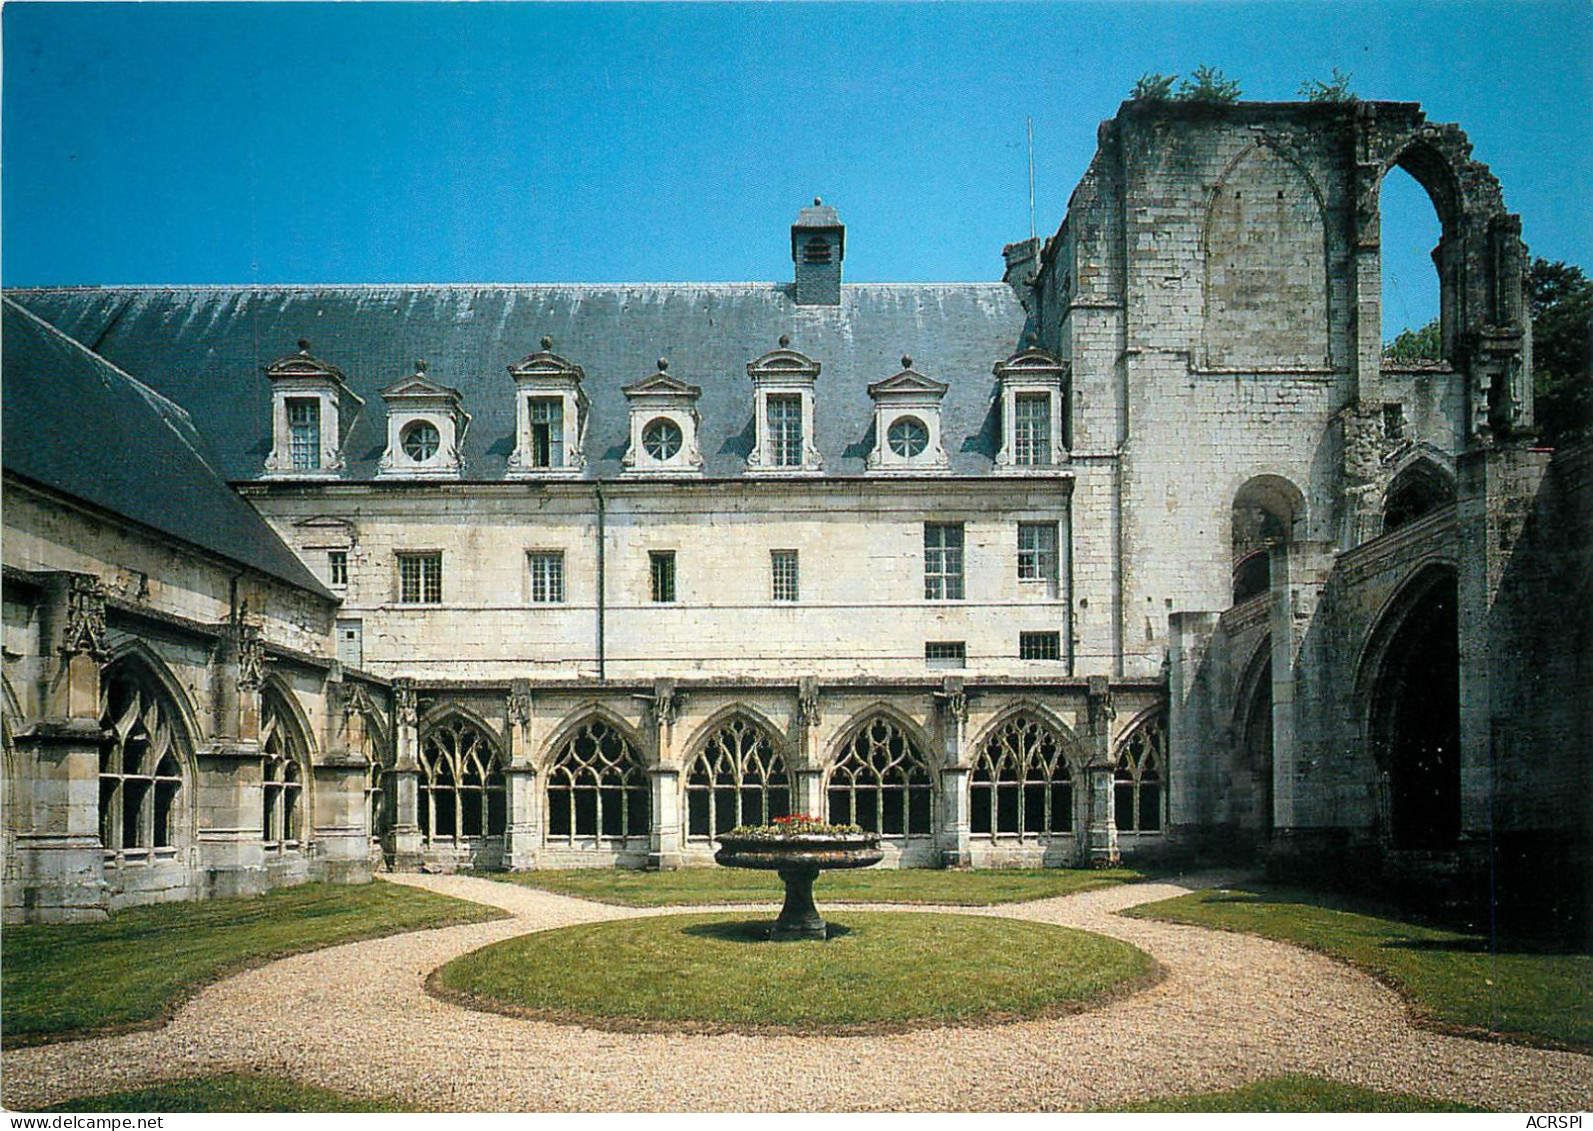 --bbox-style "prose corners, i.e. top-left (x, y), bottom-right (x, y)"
top-left (196, 620), bottom-right (267, 899)
top-left (1082, 675), bottom-right (1120, 867)
top-left (12, 573), bottom-right (111, 922)
top-left (935, 677), bottom-right (971, 868)
top-left (793, 677), bottom-right (825, 818)
top-left (312, 678), bottom-right (373, 885)
top-left (1268, 540), bottom-right (1333, 835)
top-left (1166, 610), bottom-right (1219, 835)
top-left (503, 681), bottom-right (540, 870)
top-left (385, 678), bottom-right (423, 870)
top-left (645, 678), bottom-right (682, 870)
